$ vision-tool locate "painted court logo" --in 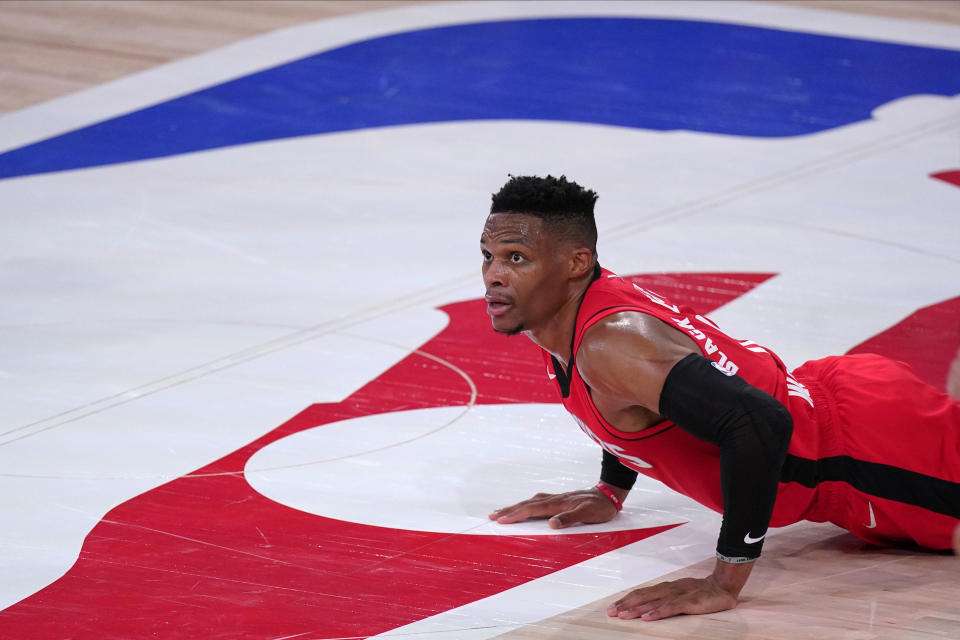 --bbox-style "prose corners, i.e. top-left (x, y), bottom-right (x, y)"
top-left (2, 272), bottom-right (956, 638)
top-left (5, 273), bottom-right (767, 639)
